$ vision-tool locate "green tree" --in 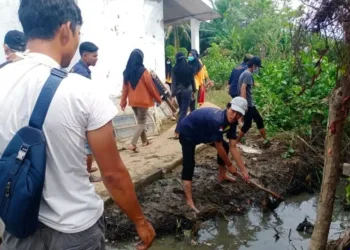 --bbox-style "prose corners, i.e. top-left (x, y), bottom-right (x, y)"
top-left (165, 23), bottom-right (191, 51)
